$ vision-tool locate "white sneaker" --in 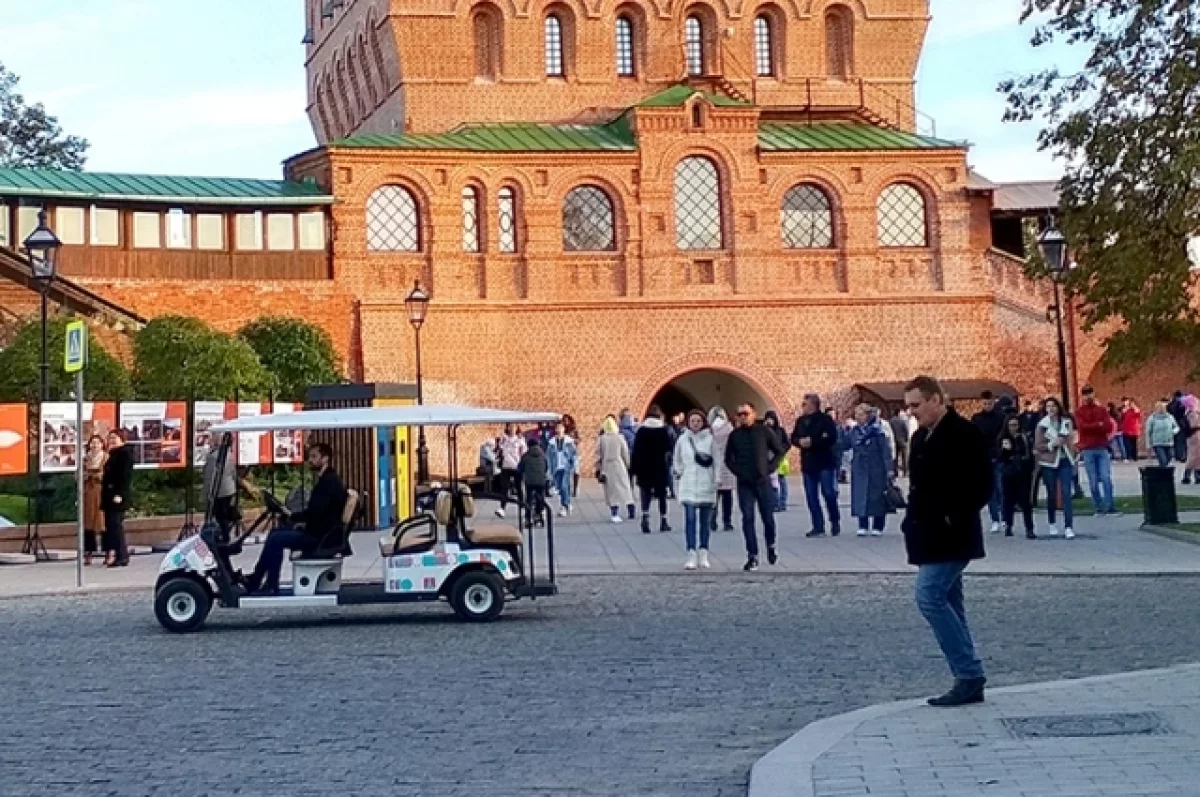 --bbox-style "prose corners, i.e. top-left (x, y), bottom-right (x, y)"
top-left (856, 529), bottom-right (868, 537)
top-left (495, 507), bottom-right (506, 518)
top-left (610, 515), bottom-right (622, 524)
top-left (989, 521), bottom-right (1002, 534)
top-left (685, 551), bottom-right (698, 571)
top-left (567, 505), bottom-right (573, 515)
top-left (1047, 524), bottom-right (1059, 537)
top-left (558, 508), bottom-right (568, 518)
top-left (698, 549), bottom-right (711, 569)
top-left (870, 529), bottom-right (883, 537)
top-left (1064, 527), bottom-right (1075, 539)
